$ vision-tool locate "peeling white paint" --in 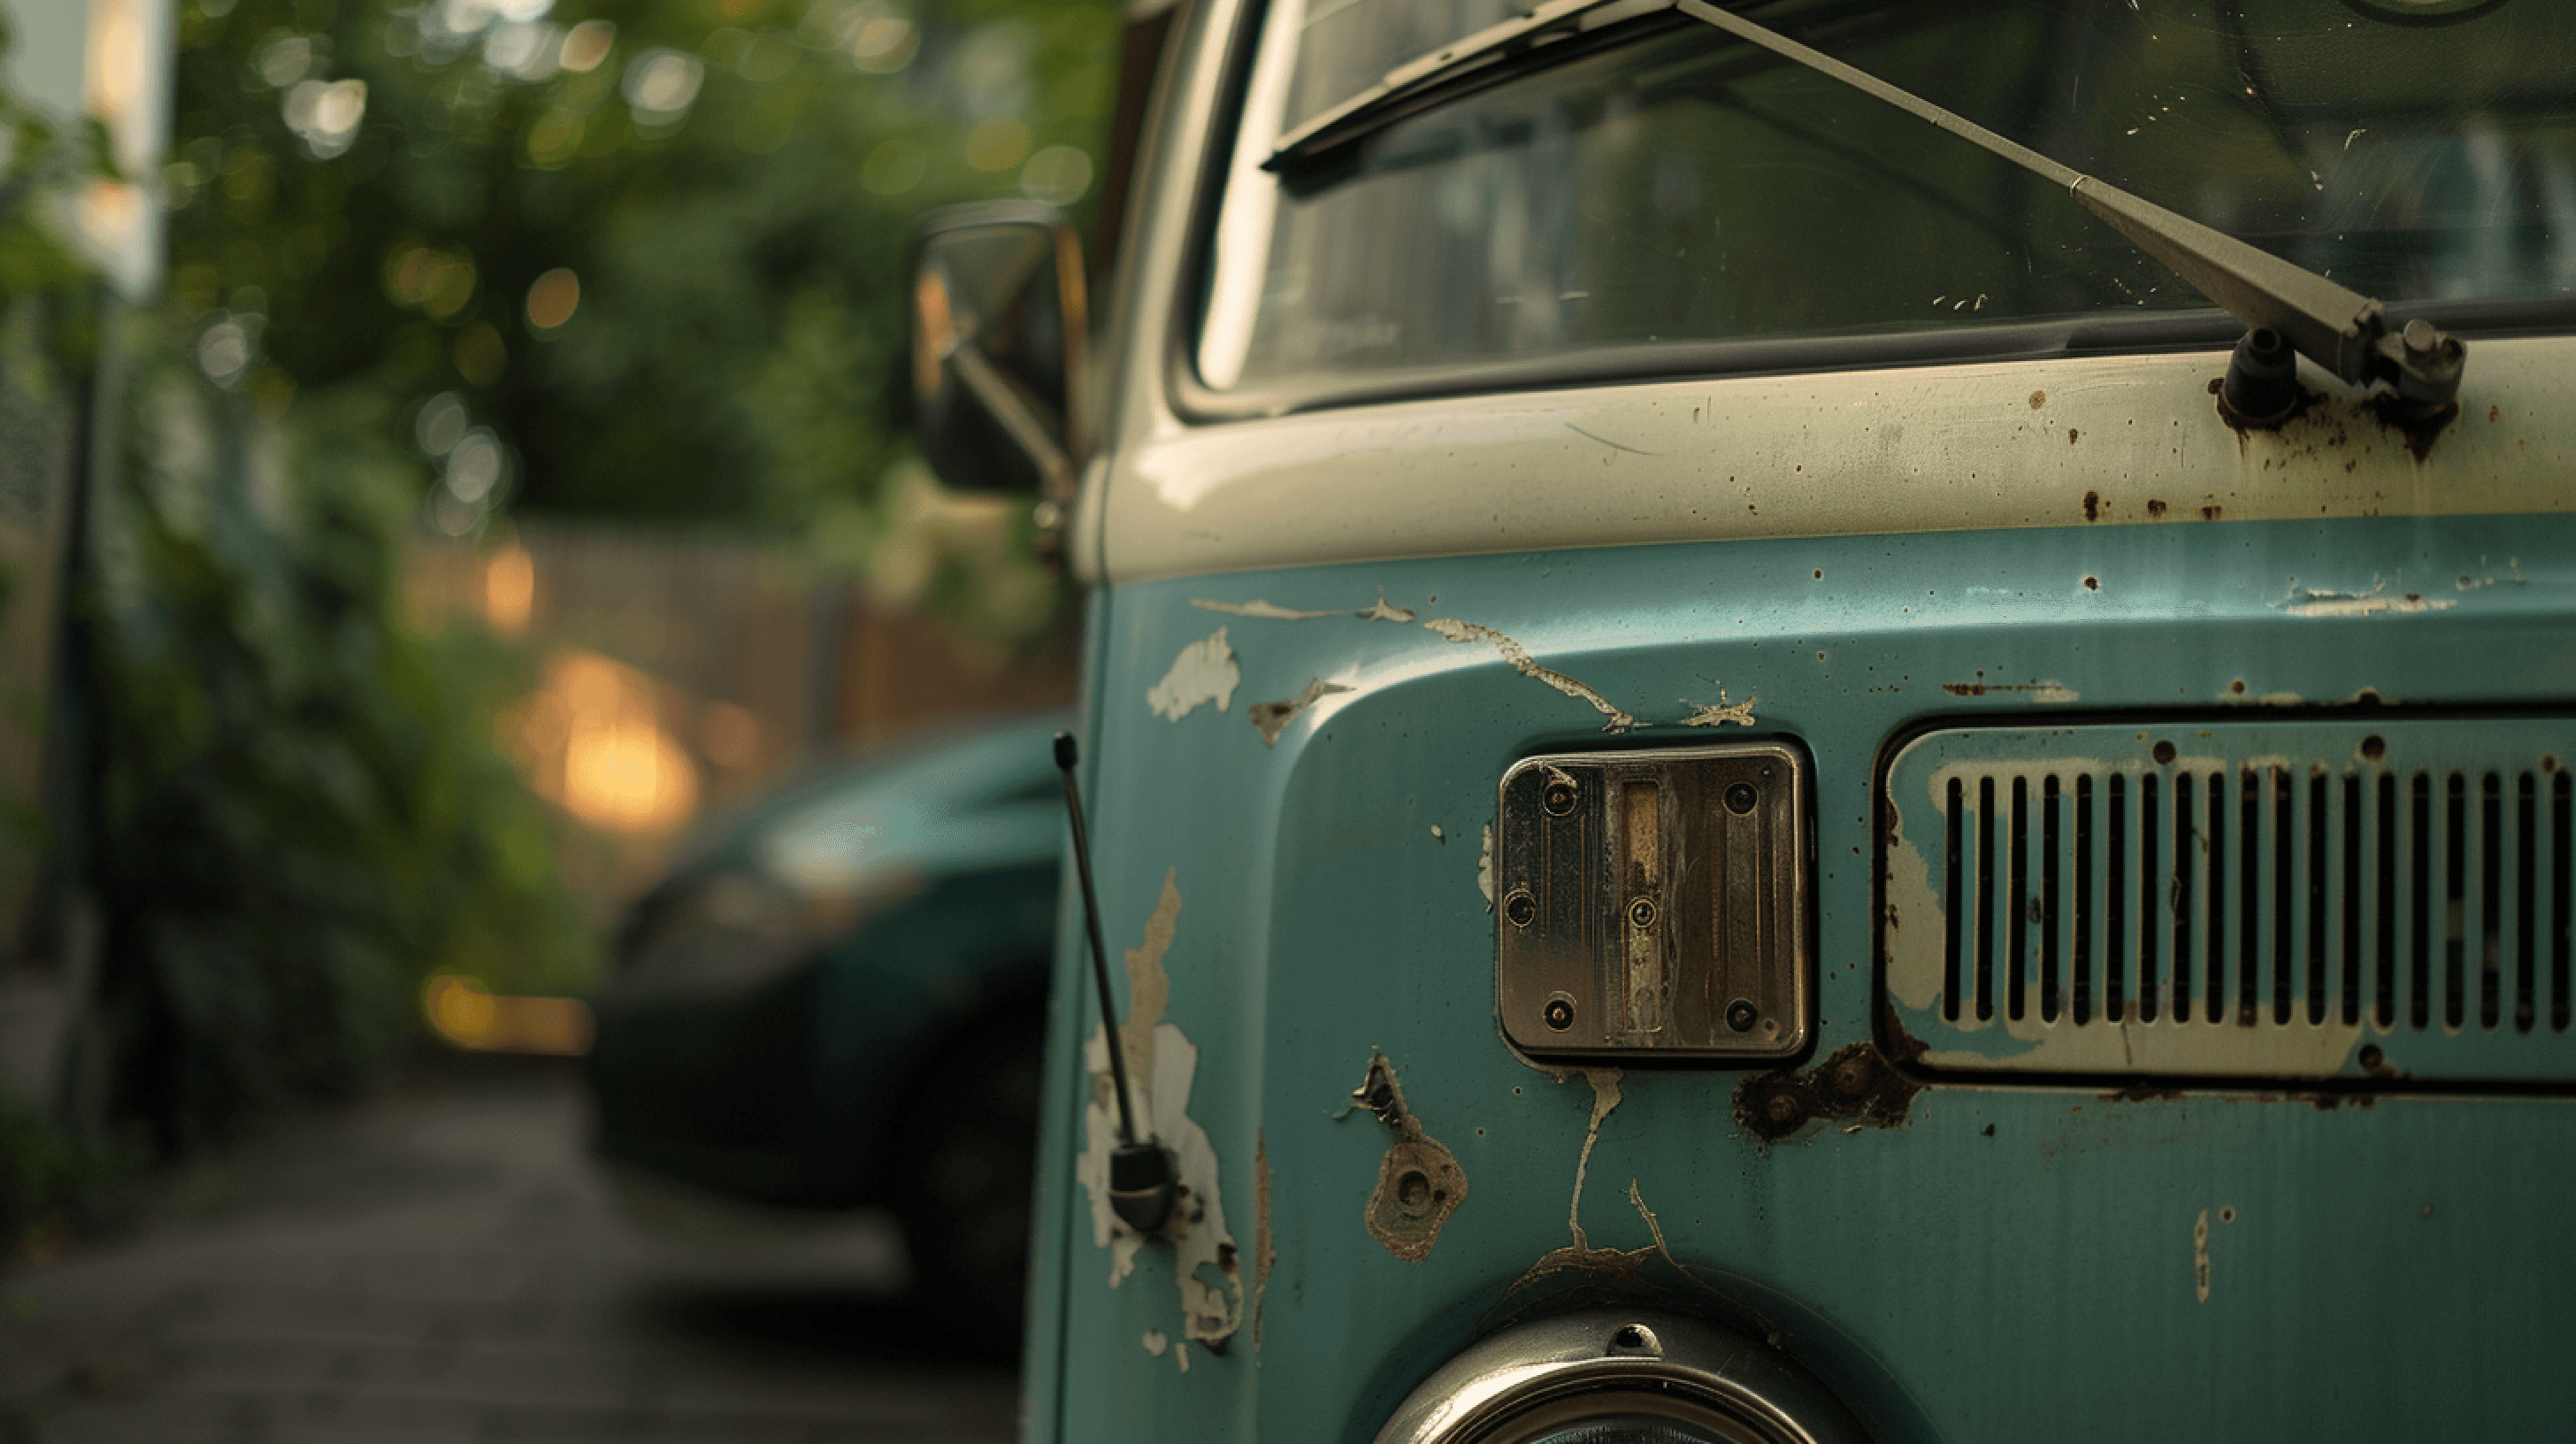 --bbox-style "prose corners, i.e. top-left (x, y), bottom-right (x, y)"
top-left (1248, 678), bottom-right (1352, 745)
top-left (1477, 825), bottom-right (1495, 907)
top-left (1189, 597), bottom-right (1343, 620)
top-left (1422, 618), bottom-right (1637, 730)
top-left (1681, 690), bottom-right (1759, 727)
top-left (1072, 870), bottom-right (1246, 1348)
top-left (1146, 628), bottom-right (1242, 720)
top-left (2193, 1209), bottom-right (2212, 1303)
top-left (2277, 580), bottom-right (2458, 618)
top-left (1142, 1328), bottom-right (1169, 1356)
top-left (1357, 588), bottom-right (1417, 623)
top-left (1429, 824), bottom-right (1444, 841)
top-left (1174, 1341), bottom-right (1191, 1372)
